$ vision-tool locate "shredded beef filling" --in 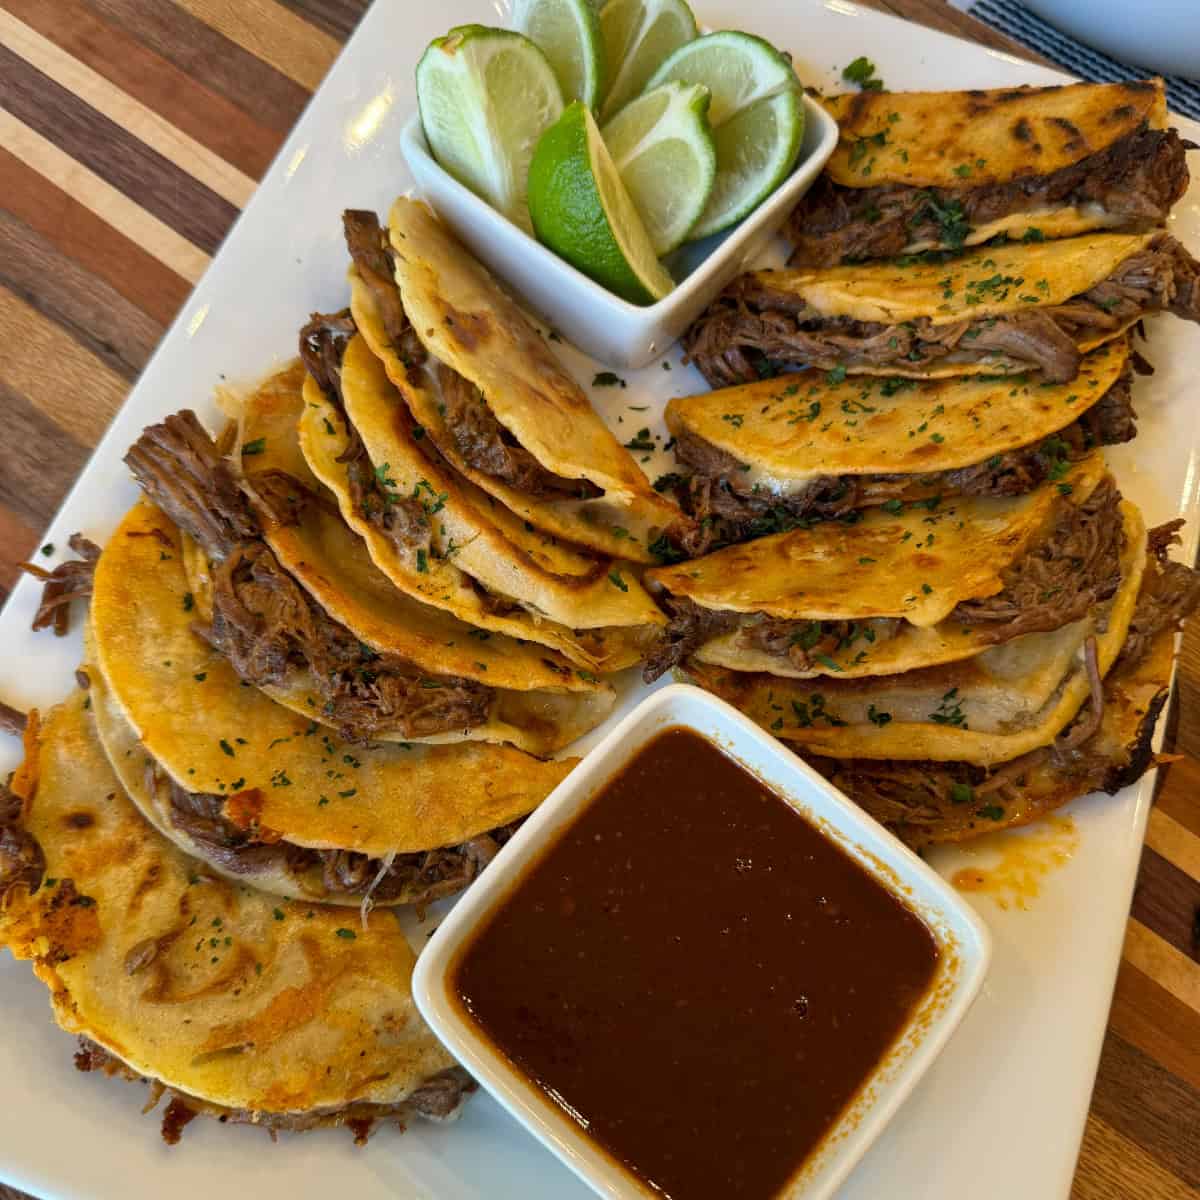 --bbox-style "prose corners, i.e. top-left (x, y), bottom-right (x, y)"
top-left (1115, 519), bottom-right (1200, 671)
top-left (787, 126), bottom-right (1194, 267)
top-left (642, 596), bottom-right (741, 683)
top-left (809, 520), bottom-right (1200, 845)
top-left (163, 775), bottom-right (520, 908)
top-left (342, 209), bottom-right (427, 364)
top-left (125, 410), bottom-right (492, 742)
top-left (685, 234), bottom-right (1200, 386)
top-left (74, 1036), bottom-right (474, 1144)
top-left (299, 310), bottom-right (433, 557)
top-left (340, 208), bottom-right (597, 502)
top-left (669, 367), bottom-right (1137, 554)
top-left (19, 533), bottom-right (102, 637)
top-left (197, 541), bottom-right (492, 740)
top-left (126, 412), bottom-right (256, 559)
top-left (950, 476), bottom-right (1124, 640)
top-left (436, 364), bottom-right (602, 499)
